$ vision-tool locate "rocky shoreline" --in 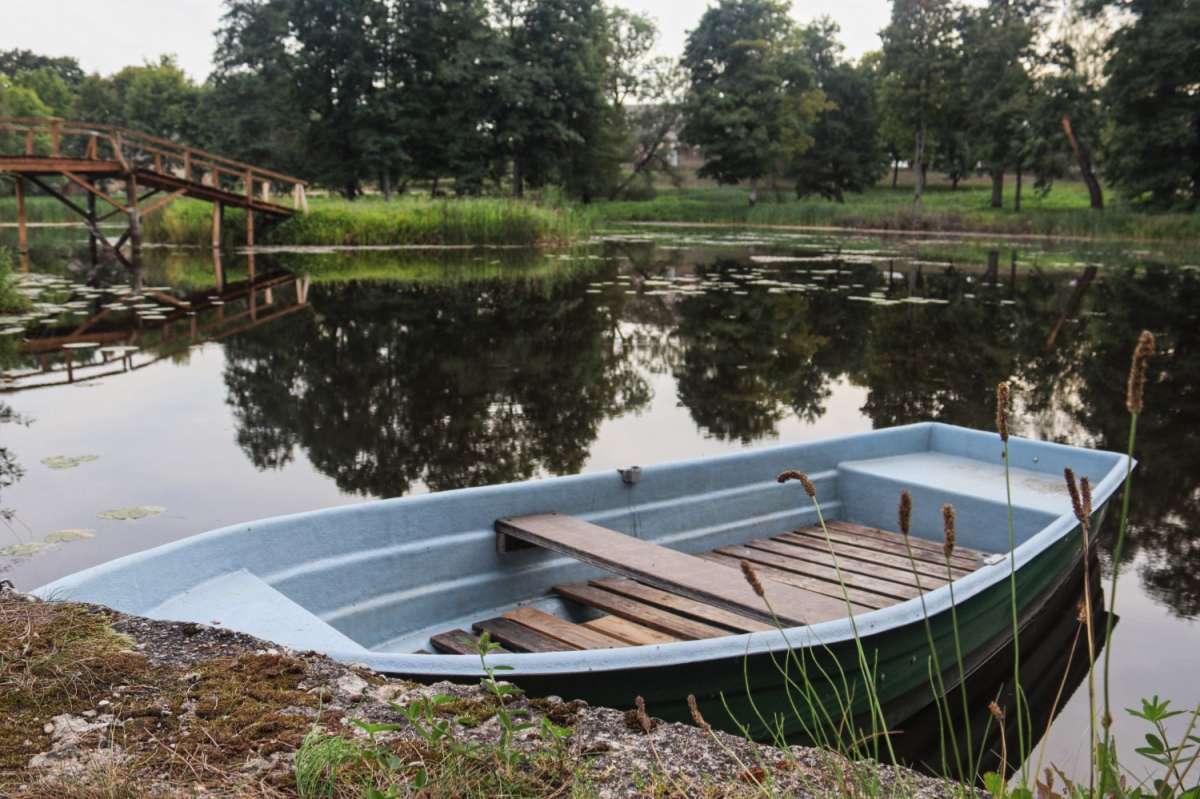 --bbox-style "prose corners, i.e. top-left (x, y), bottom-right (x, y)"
top-left (1, 586), bottom-right (971, 797)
